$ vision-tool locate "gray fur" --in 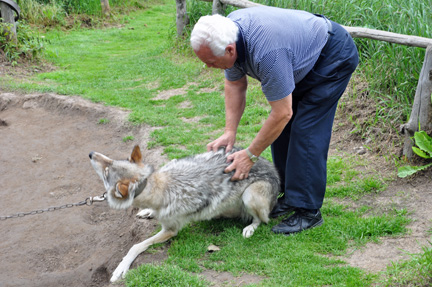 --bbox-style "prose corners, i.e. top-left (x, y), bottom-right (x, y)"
top-left (89, 145), bottom-right (280, 282)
